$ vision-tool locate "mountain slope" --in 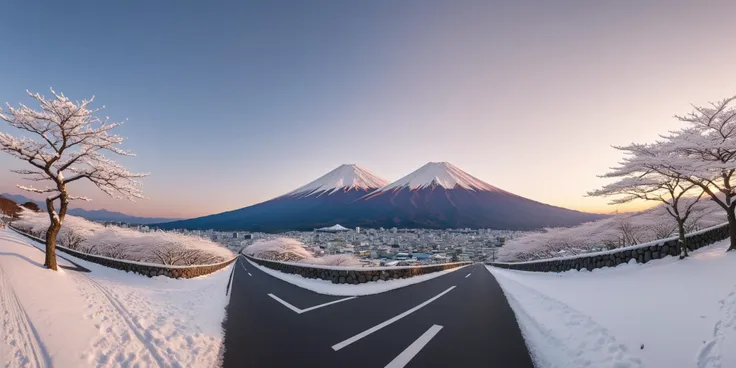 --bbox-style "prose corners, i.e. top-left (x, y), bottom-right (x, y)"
top-left (157, 162), bottom-right (606, 232)
top-left (157, 164), bottom-right (389, 231)
top-left (353, 162), bottom-right (604, 230)
top-left (0, 193), bottom-right (180, 224)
